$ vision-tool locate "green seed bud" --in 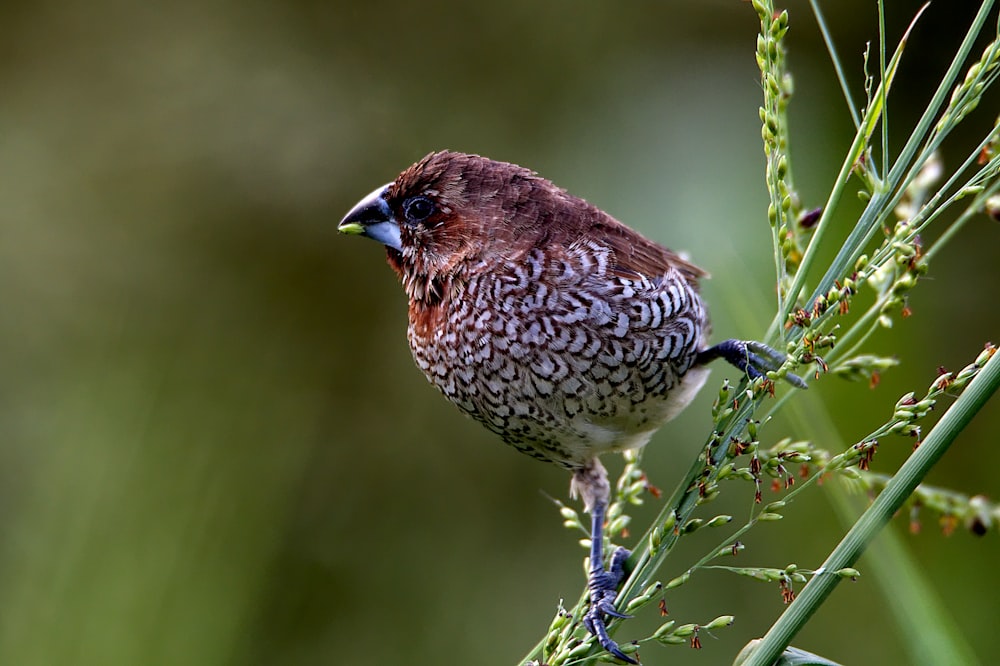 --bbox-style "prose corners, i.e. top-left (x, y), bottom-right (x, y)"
top-left (652, 620), bottom-right (677, 639)
top-left (683, 518), bottom-right (704, 534)
top-left (656, 635), bottom-right (687, 645)
top-left (706, 615), bottom-right (736, 630)
top-left (649, 528), bottom-right (662, 552)
top-left (707, 515), bottom-right (733, 528)
top-left (665, 572), bottom-right (690, 590)
top-left (548, 610), bottom-right (570, 632)
top-left (662, 511), bottom-right (677, 532)
top-left (672, 623), bottom-right (698, 638)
